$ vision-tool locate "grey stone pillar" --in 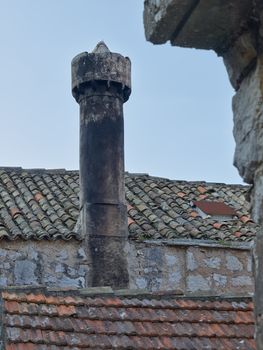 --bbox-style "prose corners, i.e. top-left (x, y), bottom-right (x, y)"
top-left (143, 3), bottom-right (263, 347)
top-left (71, 42), bottom-right (131, 289)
